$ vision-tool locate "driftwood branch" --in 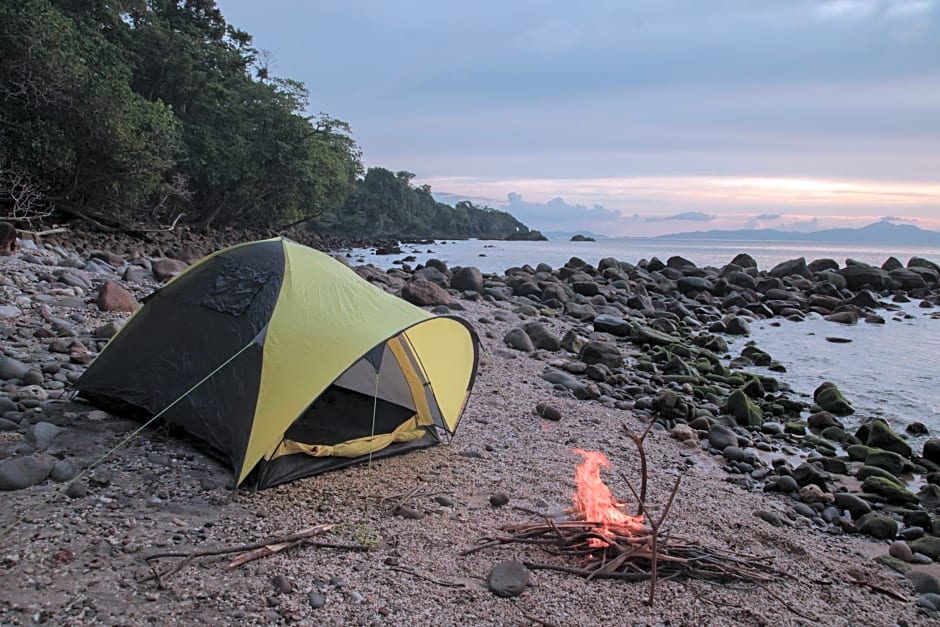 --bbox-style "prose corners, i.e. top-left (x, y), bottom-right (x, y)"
top-left (141, 524), bottom-right (374, 585)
